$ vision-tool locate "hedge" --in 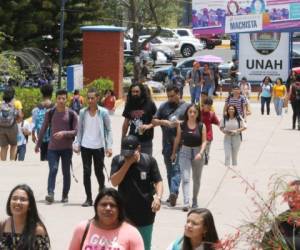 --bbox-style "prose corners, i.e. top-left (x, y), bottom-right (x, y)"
top-left (0, 78), bottom-right (114, 119)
